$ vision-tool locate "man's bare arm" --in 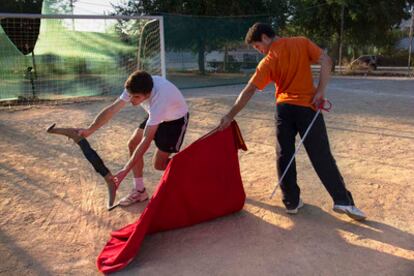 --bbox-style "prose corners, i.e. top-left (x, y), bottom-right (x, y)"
top-left (313, 52), bottom-right (332, 106)
top-left (124, 124), bottom-right (157, 172)
top-left (113, 124), bottom-right (158, 186)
